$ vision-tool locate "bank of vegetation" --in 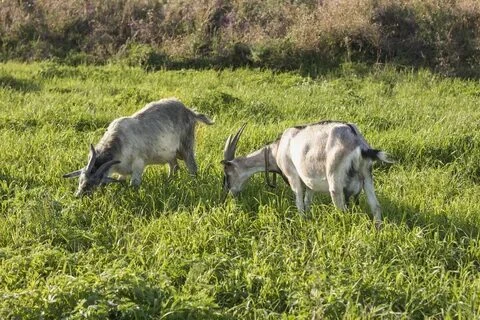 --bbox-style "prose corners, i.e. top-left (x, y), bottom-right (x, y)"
top-left (1, 0), bottom-right (480, 77)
